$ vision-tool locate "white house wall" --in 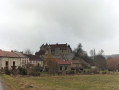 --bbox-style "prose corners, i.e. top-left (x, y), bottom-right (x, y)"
top-left (1, 57), bottom-right (21, 69)
top-left (30, 61), bottom-right (43, 67)
top-left (21, 58), bottom-right (29, 67)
